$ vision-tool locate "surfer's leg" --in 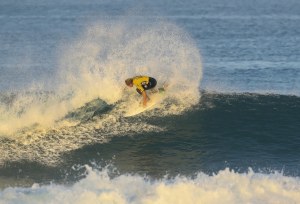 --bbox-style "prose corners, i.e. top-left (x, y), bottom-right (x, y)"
top-left (136, 89), bottom-right (150, 101)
